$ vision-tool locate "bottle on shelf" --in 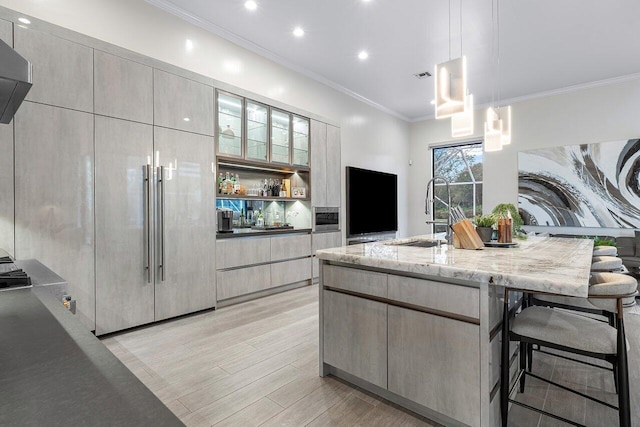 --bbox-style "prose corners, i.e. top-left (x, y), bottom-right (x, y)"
top-left (274, 211), bottom-right (281, 227)
top-left (233, 173), bottom-right (240, 195)
top-left (256, 209), bottom-right (264, 227)
top-left (279, 180), bottom-right (287, 198)
top-left (224, 171), bottom-right (231, 194)
top-left (217, 172), bottom-right (223, 194)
